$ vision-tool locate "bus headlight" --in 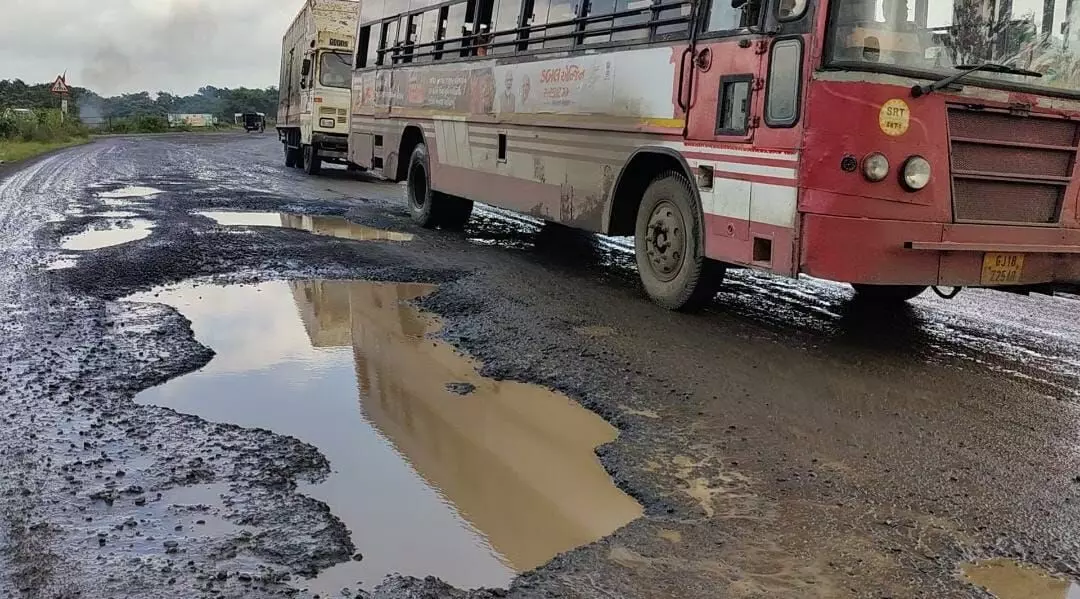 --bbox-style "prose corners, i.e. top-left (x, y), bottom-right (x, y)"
top-left (319, 118), bottom-right (336, 128)
top-left (901, 156), bottom-right (931, 191)
top-left (862, 153), bottom-right (890, 182)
